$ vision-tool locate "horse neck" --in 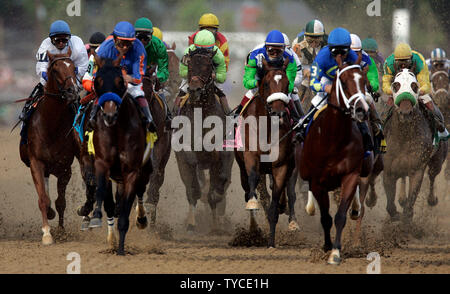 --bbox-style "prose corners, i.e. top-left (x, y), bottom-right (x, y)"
top-left (388, 107), bottom-right (429, 142)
